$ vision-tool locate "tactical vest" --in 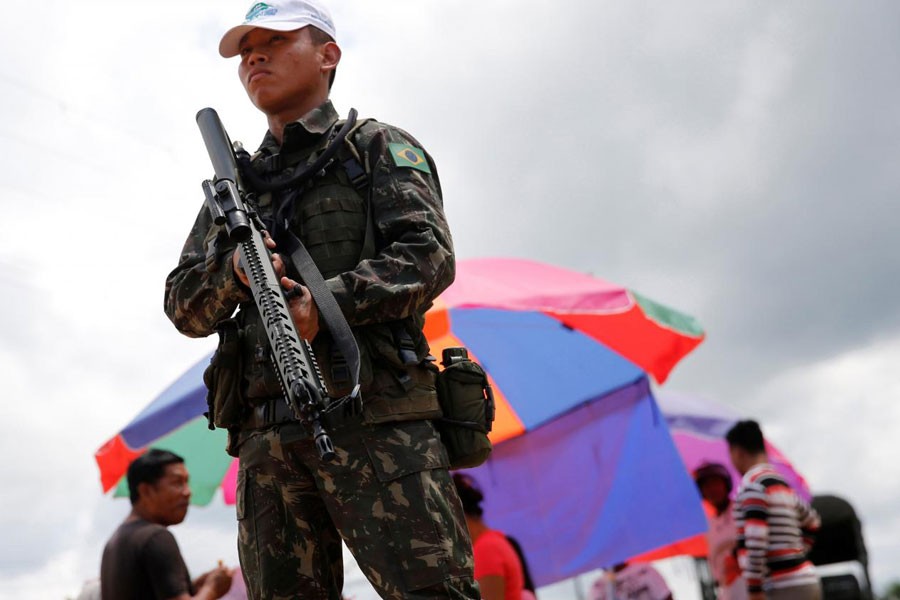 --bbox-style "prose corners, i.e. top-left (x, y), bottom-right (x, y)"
top-left (235, 120), bottom-right (441, 425)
